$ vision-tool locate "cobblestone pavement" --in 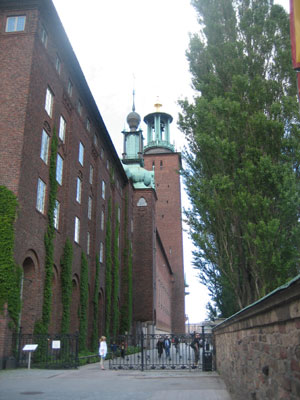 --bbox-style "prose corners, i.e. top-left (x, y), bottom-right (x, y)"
top-left (0, 361), bottom-right (232, 400)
